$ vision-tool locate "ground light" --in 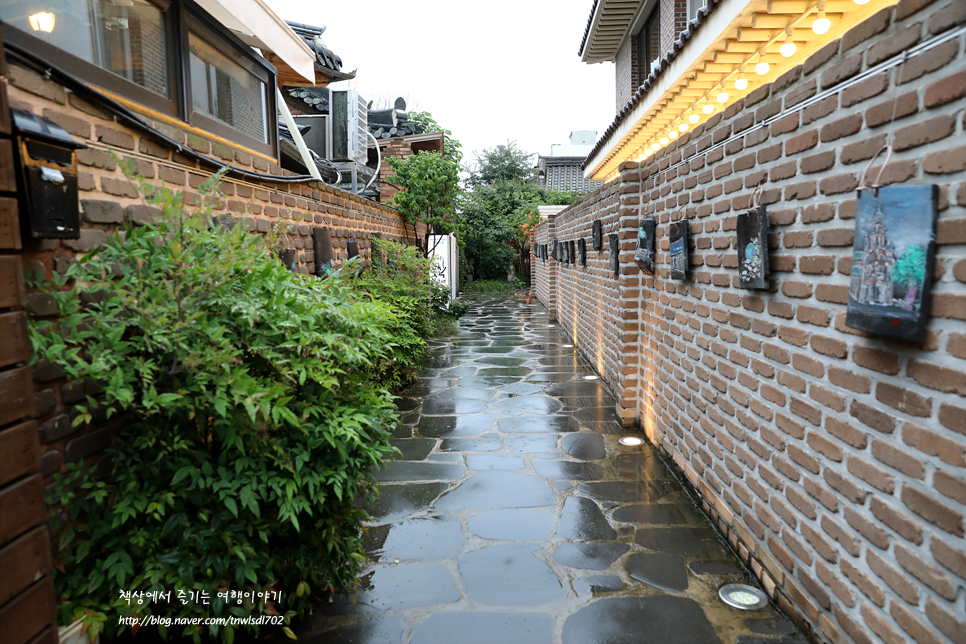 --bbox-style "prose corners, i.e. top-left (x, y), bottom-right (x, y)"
top-left (582, 375), bottom-right (599, 380)
top-left (718, 584), bottom-right (769, 610)
top-left (618, 436), bottom-right (645, 447)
